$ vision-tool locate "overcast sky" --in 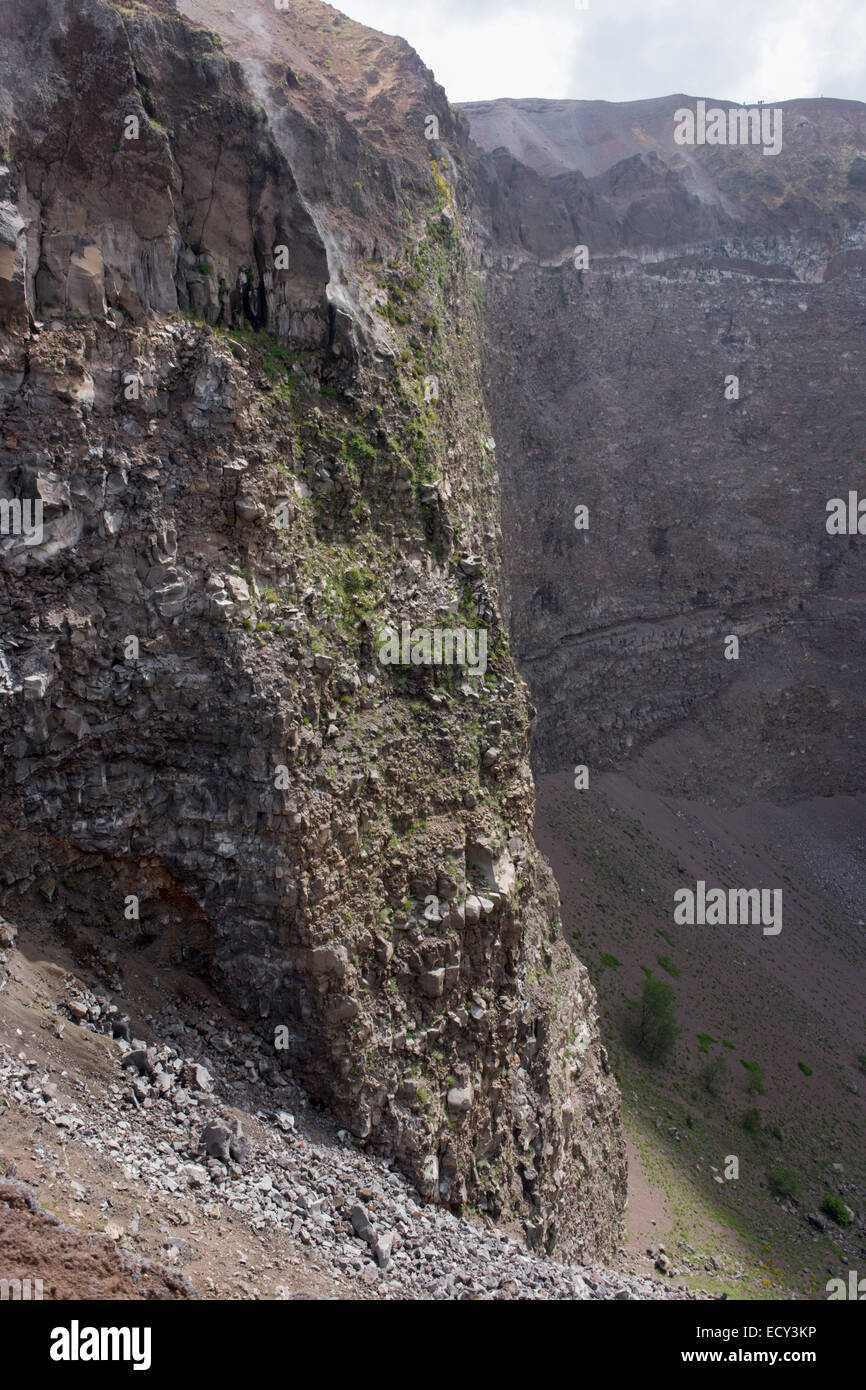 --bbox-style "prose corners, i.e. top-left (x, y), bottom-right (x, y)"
top-left (335, 0), bottom-right (866, 105)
